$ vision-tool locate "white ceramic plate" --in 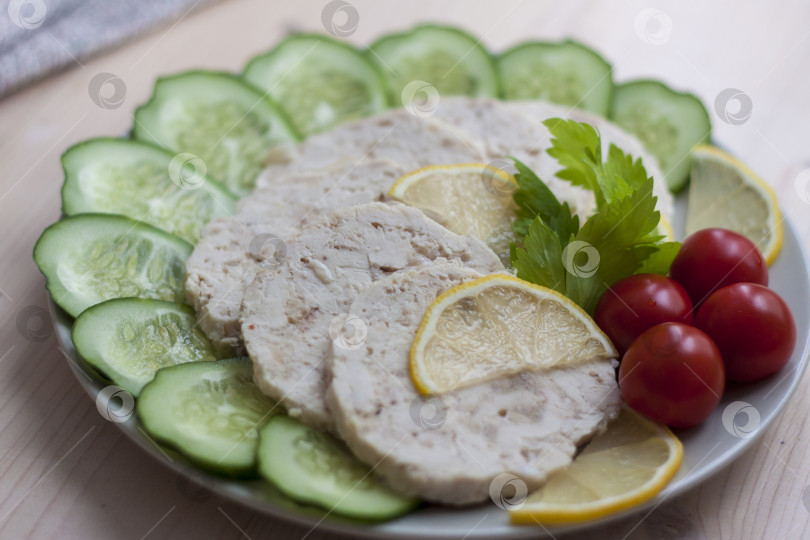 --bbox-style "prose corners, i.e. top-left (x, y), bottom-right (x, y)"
top-left (50, 194), bottom-right (810, 539)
